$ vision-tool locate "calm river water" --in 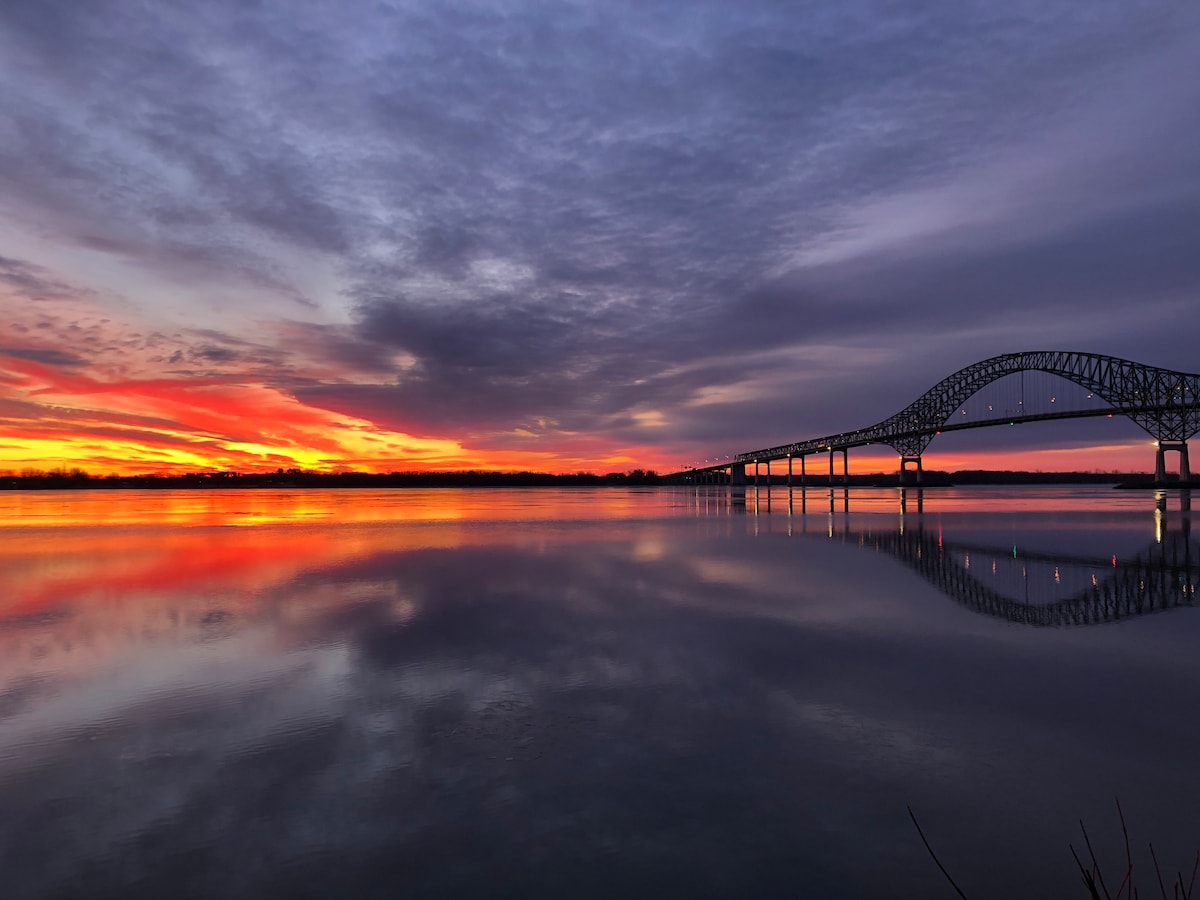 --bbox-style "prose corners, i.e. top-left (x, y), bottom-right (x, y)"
top-left (1, 486), bottom-right (1197, 899)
